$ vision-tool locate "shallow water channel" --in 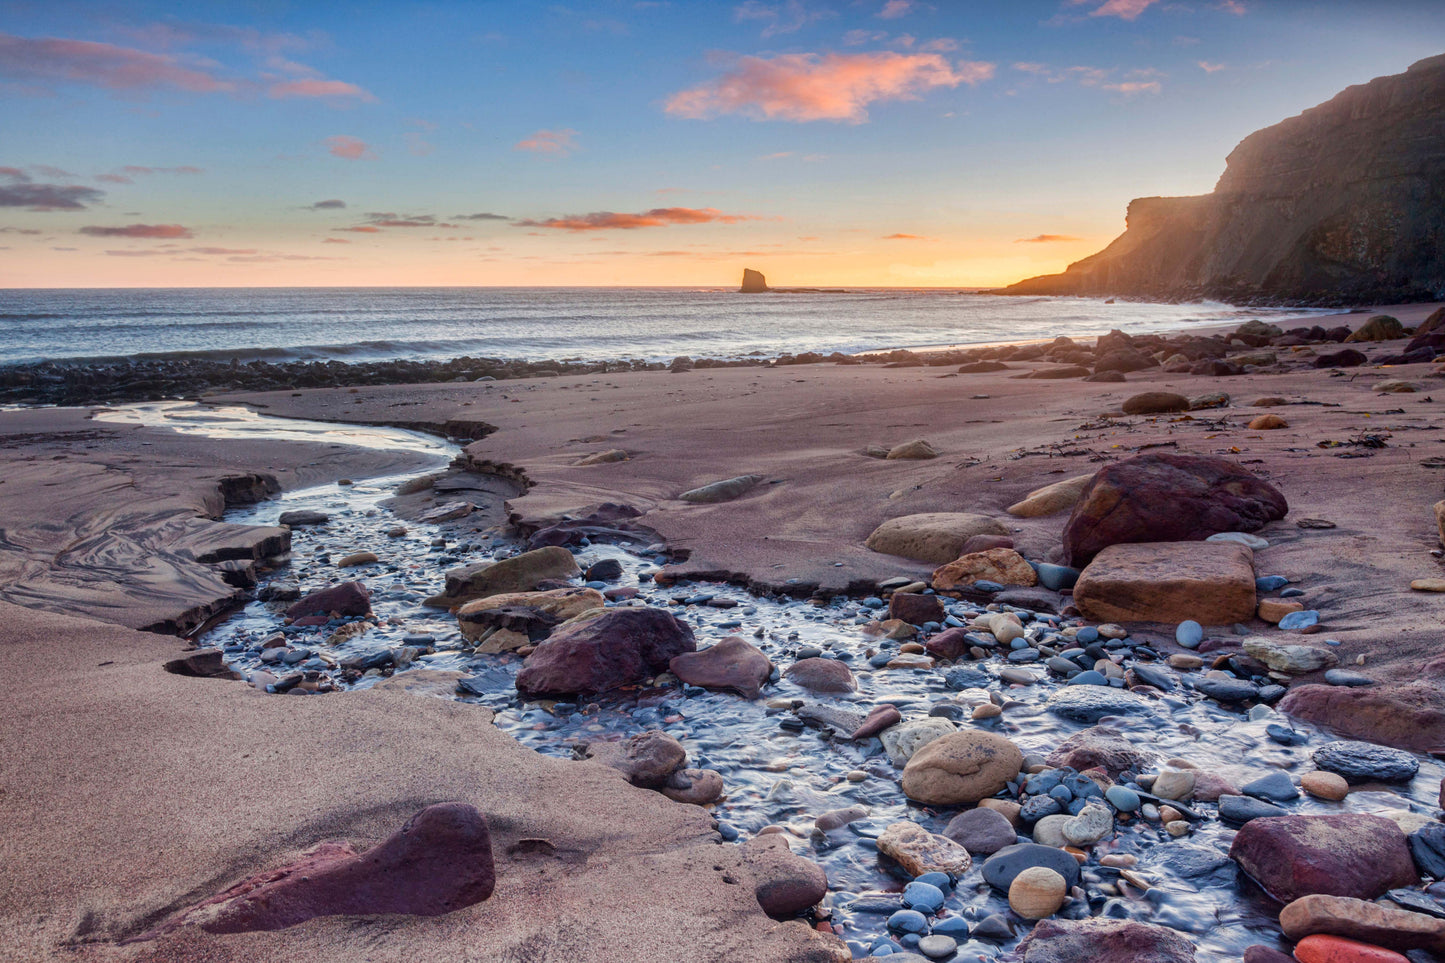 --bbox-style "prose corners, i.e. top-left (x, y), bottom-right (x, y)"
top-left (113, 402), bottom-right (1445, 962)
